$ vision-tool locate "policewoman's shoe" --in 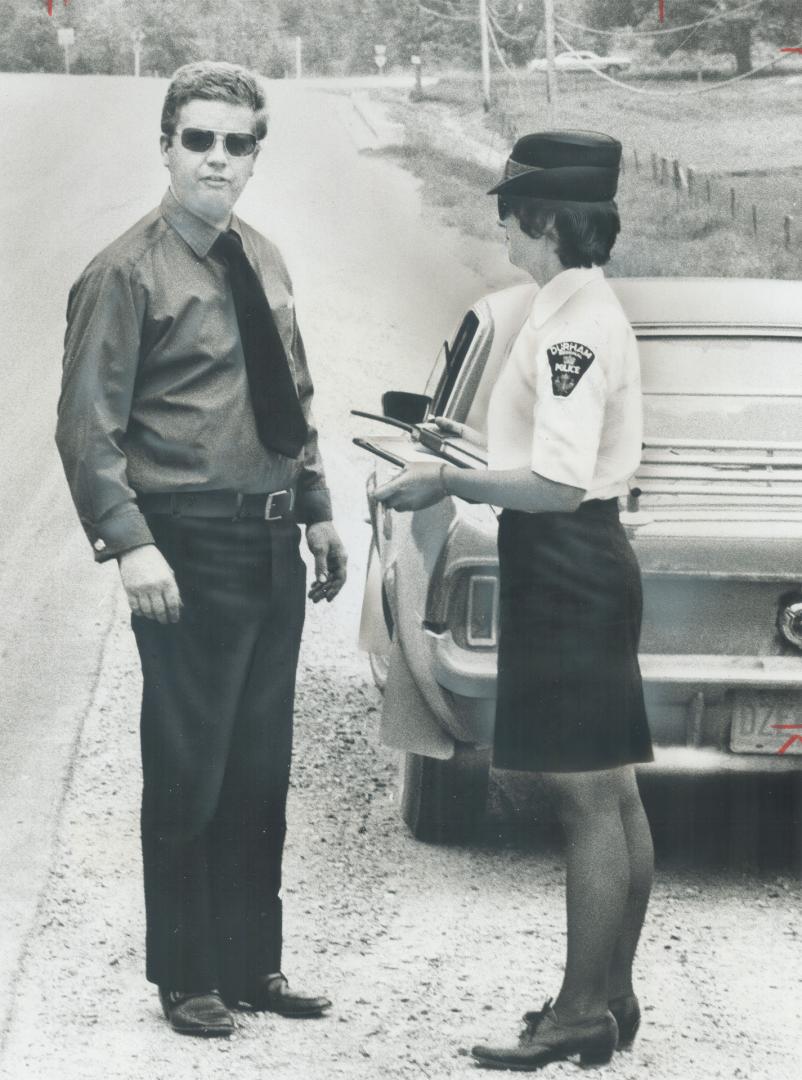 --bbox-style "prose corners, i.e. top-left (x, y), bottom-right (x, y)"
top-left (223, 973), bottom-right (332, 1017)
top-left (158, 988), bottom-right (235, 1037)
top-left (609, 993), bottom-right (640, 1048)
top-left (471, 998), bottom-right (618, 1071)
